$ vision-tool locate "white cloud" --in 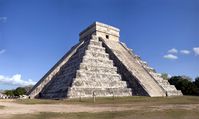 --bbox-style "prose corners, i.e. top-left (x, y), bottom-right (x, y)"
top-left (163, 54), bottom-right (178, 60)
top-left (168, 48), bottom-right (178, 54)
top-left (180, 50), bottom-right (190, 55)
top-left (0, 17), bottom-right (7, 23)
top-left (193, 47), bottom-right (199, 56)
top-left (0, 49), bottom-right (6, 54)
top-left (0, 74), bottom-right (36, 86)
